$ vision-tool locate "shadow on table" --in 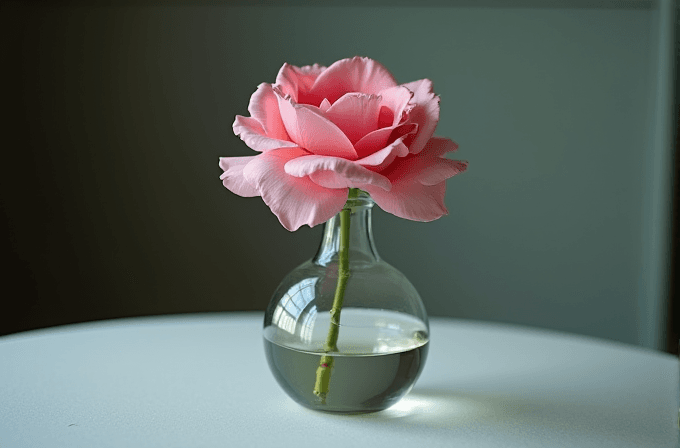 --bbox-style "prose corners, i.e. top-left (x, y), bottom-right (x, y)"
top-left (324, 386), bottom-right (675, 445)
